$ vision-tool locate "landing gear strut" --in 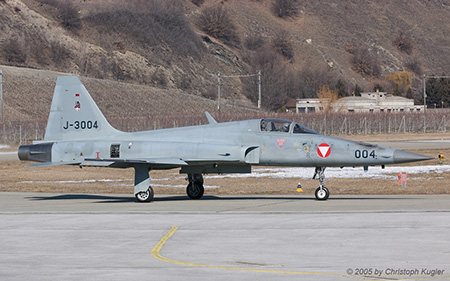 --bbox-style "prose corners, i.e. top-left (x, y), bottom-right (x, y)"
top-left (313, 167), bottom-right (330, 200)
top-left (186, 173), bottom-right (204, 199)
